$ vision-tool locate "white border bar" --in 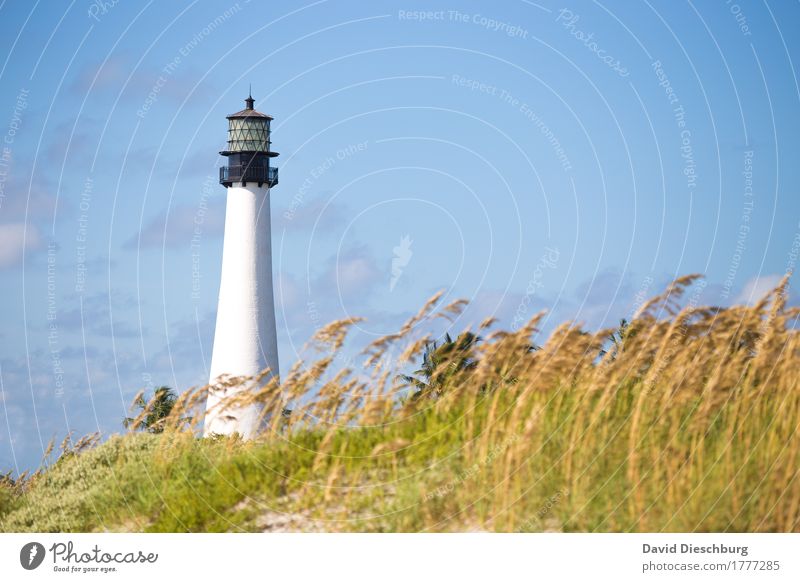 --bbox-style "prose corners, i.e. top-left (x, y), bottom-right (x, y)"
top-left (1, 533), bottom-right (798, 581)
